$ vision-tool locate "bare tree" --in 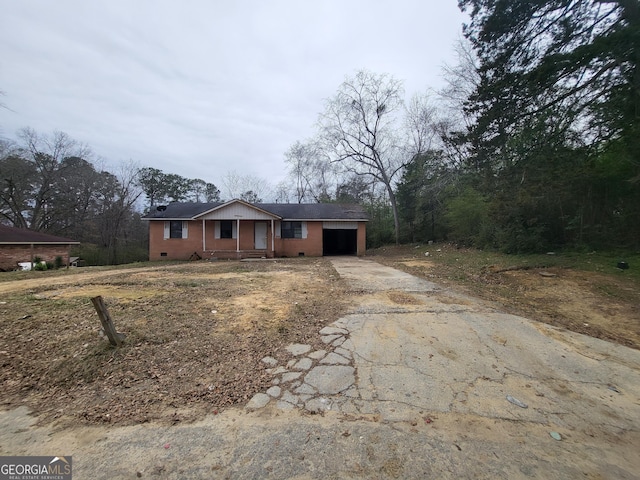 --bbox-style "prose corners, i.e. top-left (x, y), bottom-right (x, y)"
top-left (273, 181), bottom-right (293, 203)
top-left (439, 36), bottom-right (481, 130)
top-left (306, 152), bottom-right (337, 203)
top-left (97, 160), bottom-right (143, 264)
top-left (404, 93), bottom-right (440, 158)
top-left (0, 89), bottom-right (9, 114)
top-left (0, 138), bottom-right (14, 156)
top-left (317, 70), bottom-right (405, 243)
top-left (222, 170), bottom-right (271, 202)
top-left (284, 141), bottom-right (314, 203)
top-left (436, 36), bottom-right (482, 170)
top-left (284, 140), bottom-right (337, 203)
